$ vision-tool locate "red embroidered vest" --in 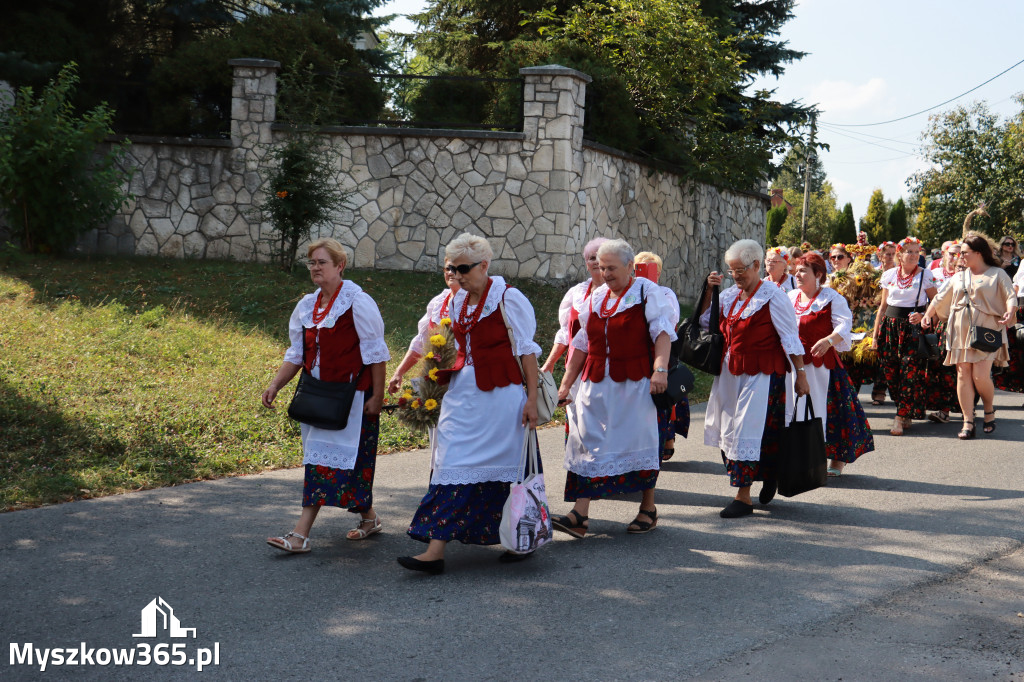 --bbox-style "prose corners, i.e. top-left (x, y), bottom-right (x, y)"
top-left (583, 303), bottom-right (652, 383)
top-left (720, 303), bottom-right (789, 376)
top-left (451, 293), bottom-right (523, 391)
top-left (303, 307), bottom-right (372, 390)
top-left (797, 304), bottom-right (842, 369)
